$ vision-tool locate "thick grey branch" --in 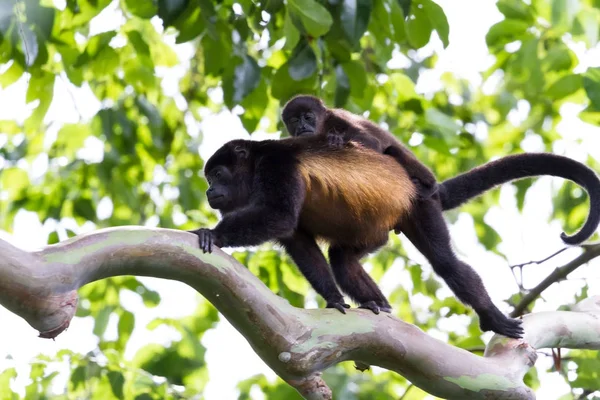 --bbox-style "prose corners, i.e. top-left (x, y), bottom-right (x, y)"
top-left (0, 226), bottom-right (599, 400)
